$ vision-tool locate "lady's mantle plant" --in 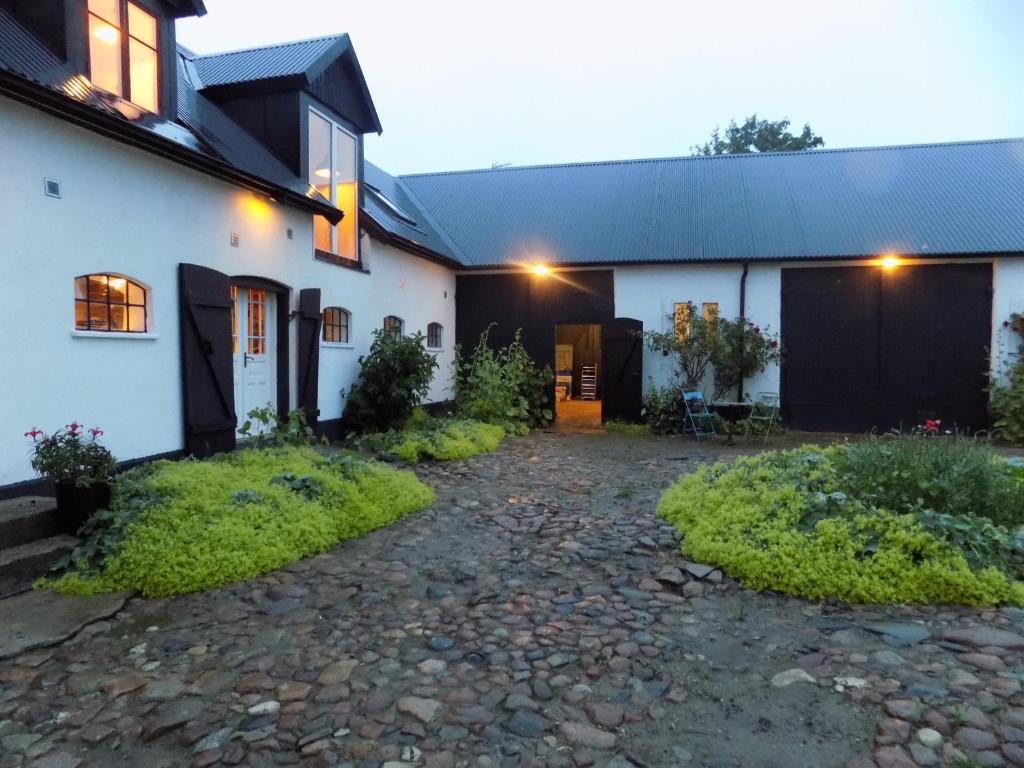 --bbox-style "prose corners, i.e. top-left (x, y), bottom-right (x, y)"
top-left (25, 422), bottom-right (115, 486)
